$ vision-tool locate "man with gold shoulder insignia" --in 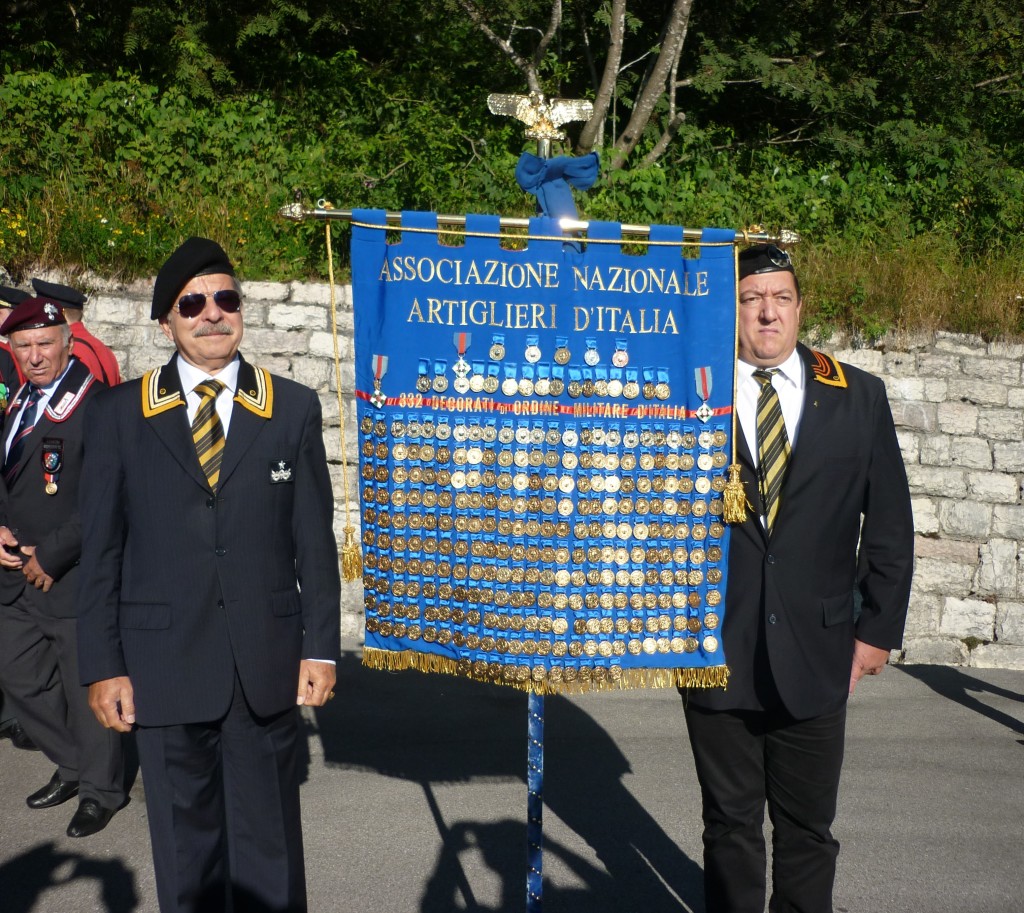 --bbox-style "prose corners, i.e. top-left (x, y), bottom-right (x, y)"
top-left (682, 244), bottom-right (914, 913)
top-left (0, 297), bottom-right (125, 838)
top-left (76, 237), bottom-right (341, 913)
